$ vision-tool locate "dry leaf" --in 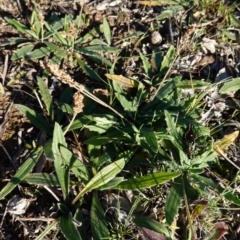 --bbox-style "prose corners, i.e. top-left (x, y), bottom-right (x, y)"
top-left (93, 88), bottom-right (110, 97)
top-left (191, 200), bottom-right (208, 220)
top-left (135, 0), bottom-right (177, 6)
top-left (206, 222), bottom-right (228, 240)
top-left (7, 195), bottom-right (30, 215)
top-left (141, 227), bottom-right (168, 240)
top-left (105, 74), bottom-right (139, 88)
top-left (213, 131), bottom-right (239, 156)
top-left (201, 37), bottom-right (218, 54)
top-left (196, 55), bottom-right (215, 67)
